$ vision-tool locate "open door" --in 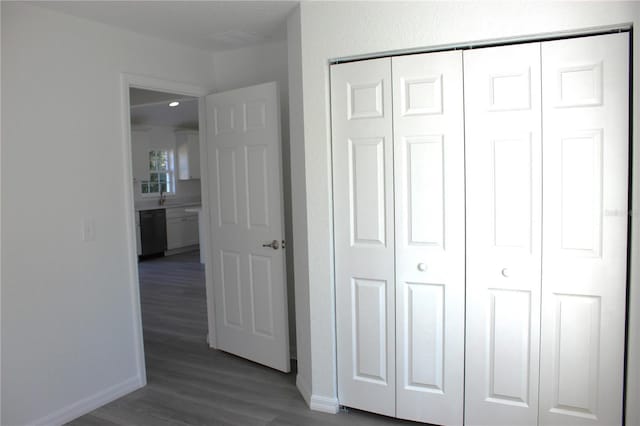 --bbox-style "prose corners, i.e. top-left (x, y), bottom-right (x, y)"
top-left (206, 82), bottom-right (290, 372)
